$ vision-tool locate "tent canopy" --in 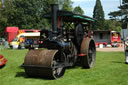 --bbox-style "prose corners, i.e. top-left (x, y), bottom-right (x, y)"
top-left (5, 27), bottom-right (19, 32)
